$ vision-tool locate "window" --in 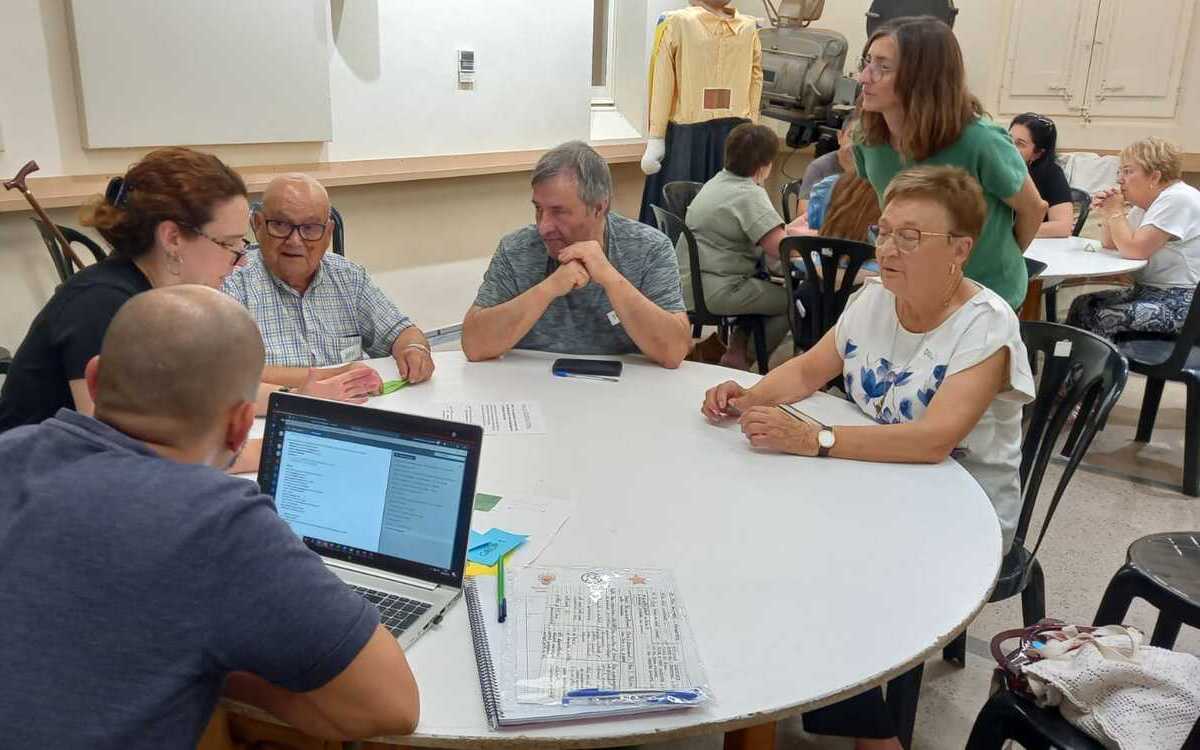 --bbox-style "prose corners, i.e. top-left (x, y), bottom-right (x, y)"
top-left (592, 0), bottom-right (616, 106)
